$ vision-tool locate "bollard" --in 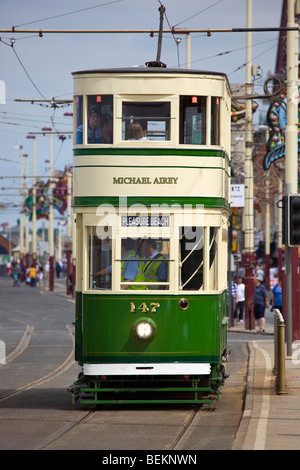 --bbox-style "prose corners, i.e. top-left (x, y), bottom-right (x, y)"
top-left (274, 309), bottom-right (287, 395)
